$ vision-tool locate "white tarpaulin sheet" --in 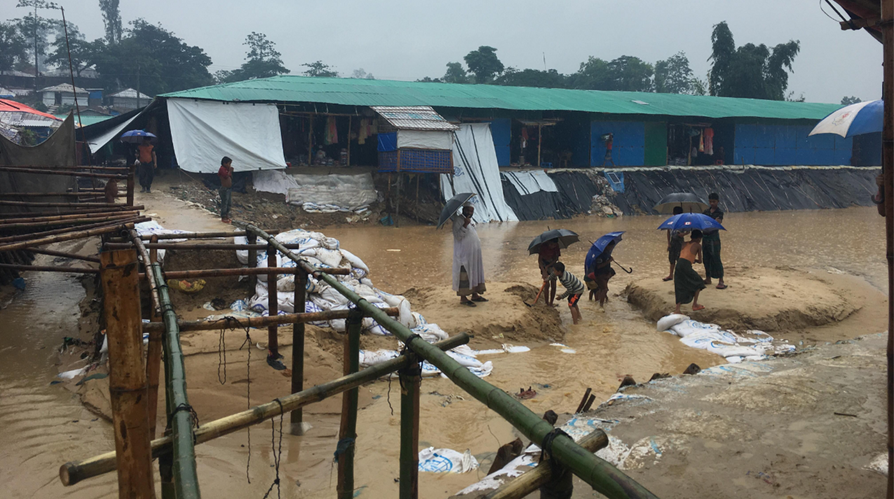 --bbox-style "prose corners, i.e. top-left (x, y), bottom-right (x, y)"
top-left (502, 170), bottom-right (558, 194)
top-left (167, 98), bottom-right (286, 173)
top-left (397, 130), bottom-right (453, 150)
top-left (252, 170), bottom-right (377, 212)
top-left (441, 124), bottom-right (518, 224)
top-left (87, 113), bottom-right (140, 154)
